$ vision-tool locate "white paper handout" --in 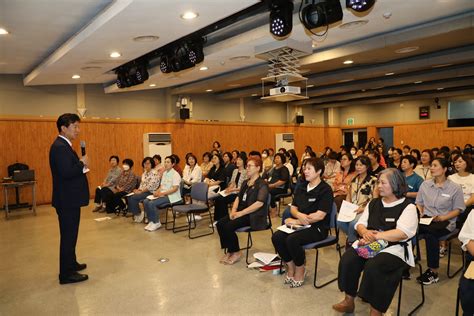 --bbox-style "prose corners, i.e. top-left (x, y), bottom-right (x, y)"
top-left (219, 190), bottom-right (236, 197)
top-left (125, 192), bottom-right (135, 197)
top-left (337, 200), bottom-right (359, 222)
top-left (94, 217), bottom-right (112, 222)
top-left (277, 224), bottom-right (311, 234)
top-left (419, 217), bottom-right (433, 225)
top-left (146, 194), bottom-right (158, 200)
top-left (253, 252), bottom-right (279, 265)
